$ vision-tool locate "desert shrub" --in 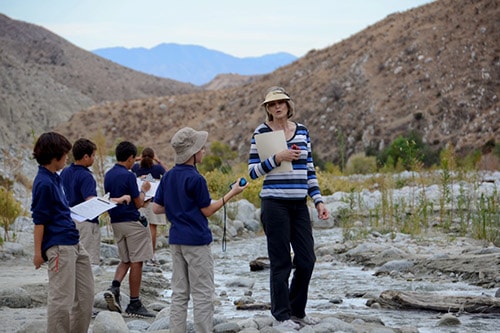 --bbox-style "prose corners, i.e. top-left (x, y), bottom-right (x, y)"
top-left (199, 155), bottom-right (223, 173)
top-left (460, 149), bottom-right (482, 170)
top-left (203, 168), bottom-right (262, 208)
top-left (345, 152), bottom-right (377, 175)
top-left (198, 141), bottom-right (237, 173)
top-left (0, 187), bottom-right (24, 242)
top-left (474, 139), bottom-right (499, 171)
top-left (204, 170), bottom-right (234, 199)
top-left (379, 131), bottom-right (439, 170)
